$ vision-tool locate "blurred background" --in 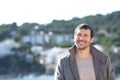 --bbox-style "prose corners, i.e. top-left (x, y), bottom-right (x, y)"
top-left (0, 0), bottom-right (120, 80)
